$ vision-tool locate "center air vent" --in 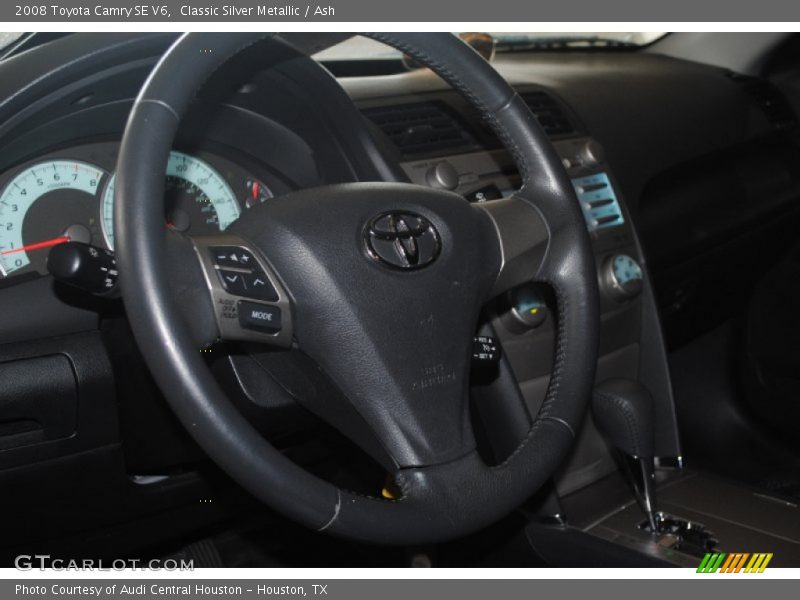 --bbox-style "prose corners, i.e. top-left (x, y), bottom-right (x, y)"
top-left (362, 101), bottom-right (477, 157)
top-left (363, 91), bottom-right (576, 158)
top-left (519, 91), bottom-right (576, 137)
